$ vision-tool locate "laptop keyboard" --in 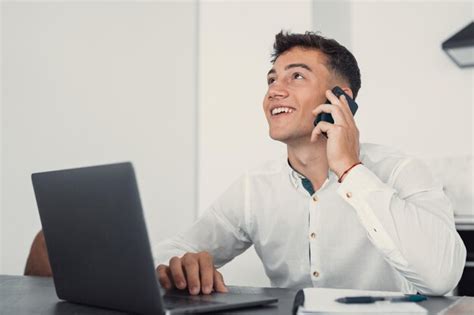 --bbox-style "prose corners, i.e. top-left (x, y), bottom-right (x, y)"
top-left (163, 295), bottom-right (223, 310)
